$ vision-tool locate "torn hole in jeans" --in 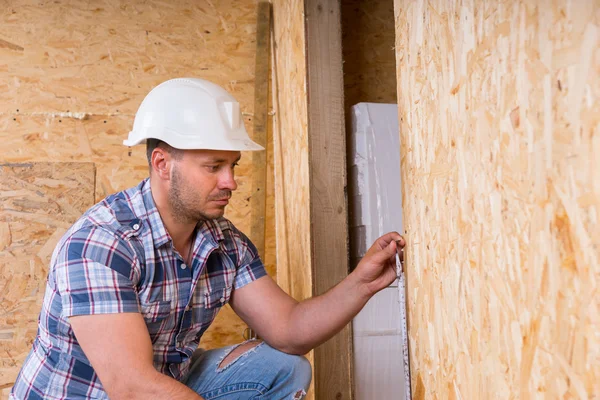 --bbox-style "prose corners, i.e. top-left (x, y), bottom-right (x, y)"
top-left (216, 340), bottom-right (264, 372)
top-left (293, 389), bottom-right (307, 399)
